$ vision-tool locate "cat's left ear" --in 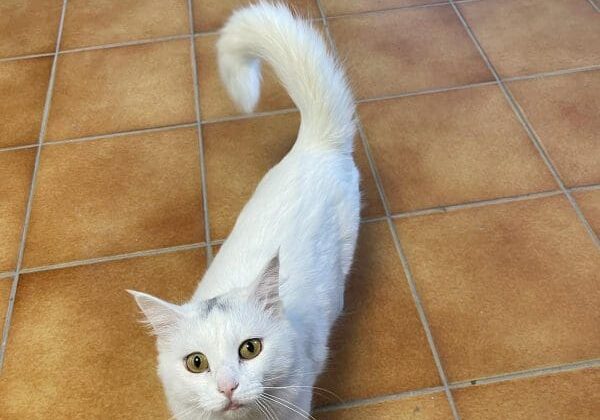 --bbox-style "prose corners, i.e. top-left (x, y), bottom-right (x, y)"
top-left (251, 253), bottom-right (283, 316)
top-left (127, 290), bottom-right (184, 337)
